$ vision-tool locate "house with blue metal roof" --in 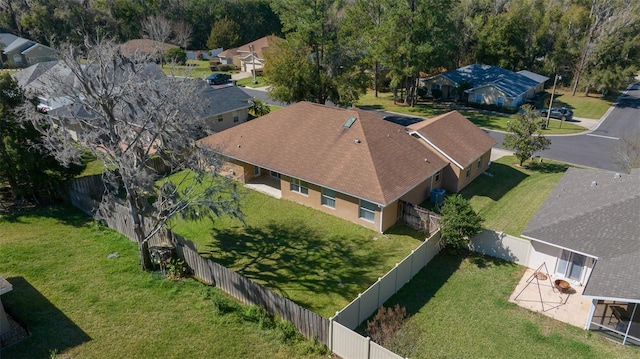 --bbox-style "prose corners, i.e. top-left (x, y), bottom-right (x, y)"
top-left (422, 64), bottom-right (548, 108)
